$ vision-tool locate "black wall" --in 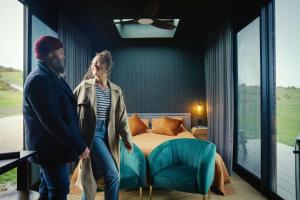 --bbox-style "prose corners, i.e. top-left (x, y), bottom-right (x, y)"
top-left (110, 39), bottom-right (206, 127)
